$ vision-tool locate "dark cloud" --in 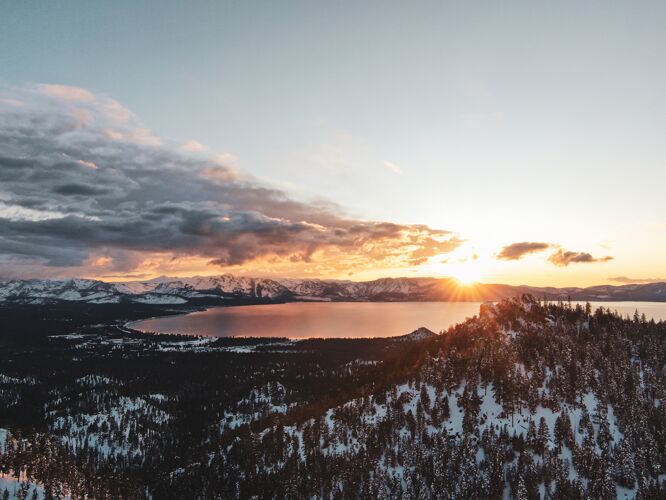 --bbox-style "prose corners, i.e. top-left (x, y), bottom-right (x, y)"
top-left (0, 84), bottom-right (461, 278)
top-left (52, 184), bottom-right (112, 196)
top-left (497, 242), bottom-right (552, 260)
top-left (609, 276), bottom-right (666, 284)
top-left (548, 249), bottom-right (613, 267)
